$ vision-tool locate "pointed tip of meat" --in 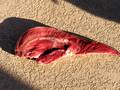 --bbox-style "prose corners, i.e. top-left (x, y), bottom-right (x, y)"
top-left (79, 41), bottom-right (120, 56)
